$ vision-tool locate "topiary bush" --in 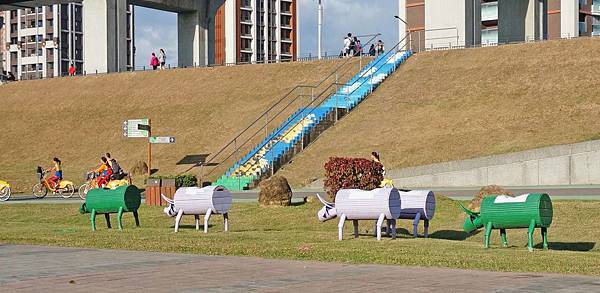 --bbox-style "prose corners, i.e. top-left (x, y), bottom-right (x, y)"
top-left (324, 157), bottom-right (384, 200)
top-left (148, 174), bottom-right (198, 188)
